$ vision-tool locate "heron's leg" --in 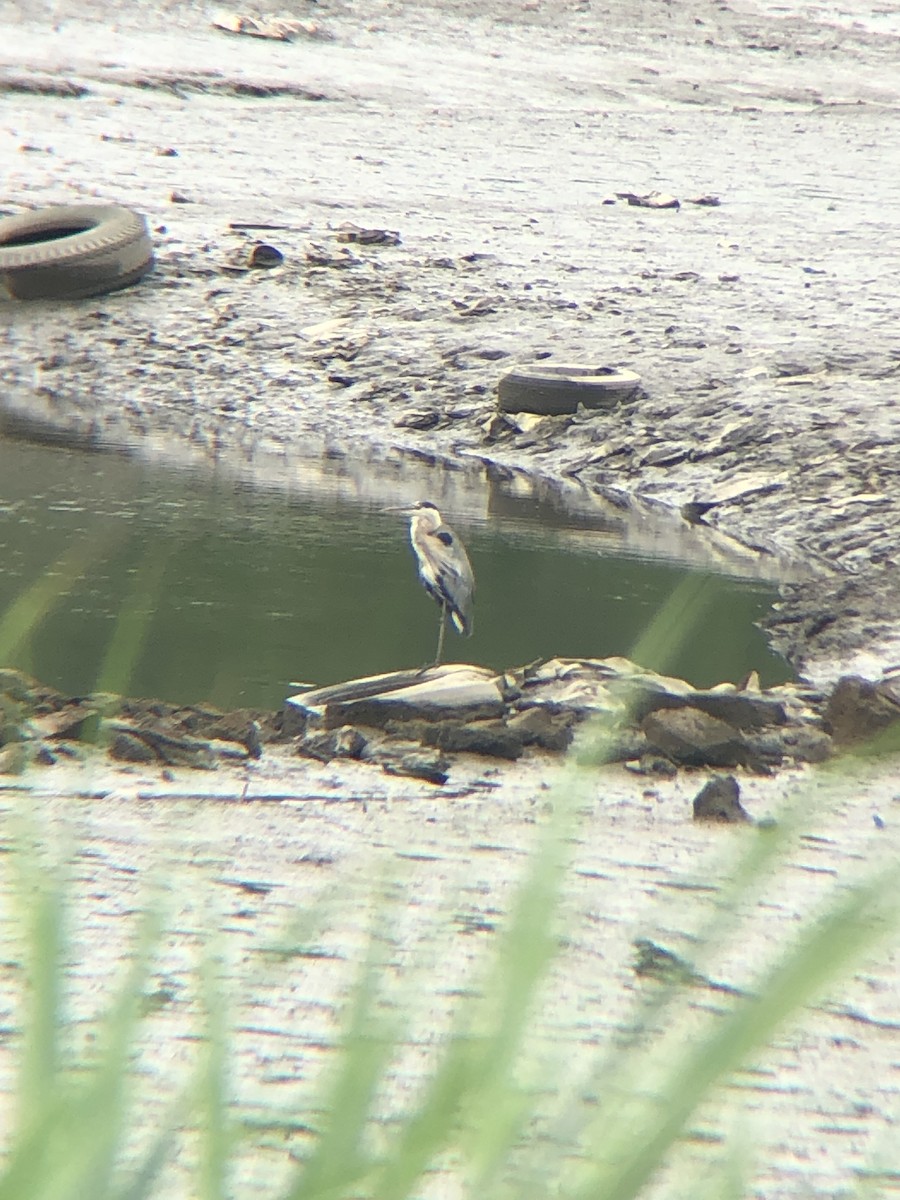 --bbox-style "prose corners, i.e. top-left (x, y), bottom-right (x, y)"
top-left (434, 603), bottom-right (447, 667)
